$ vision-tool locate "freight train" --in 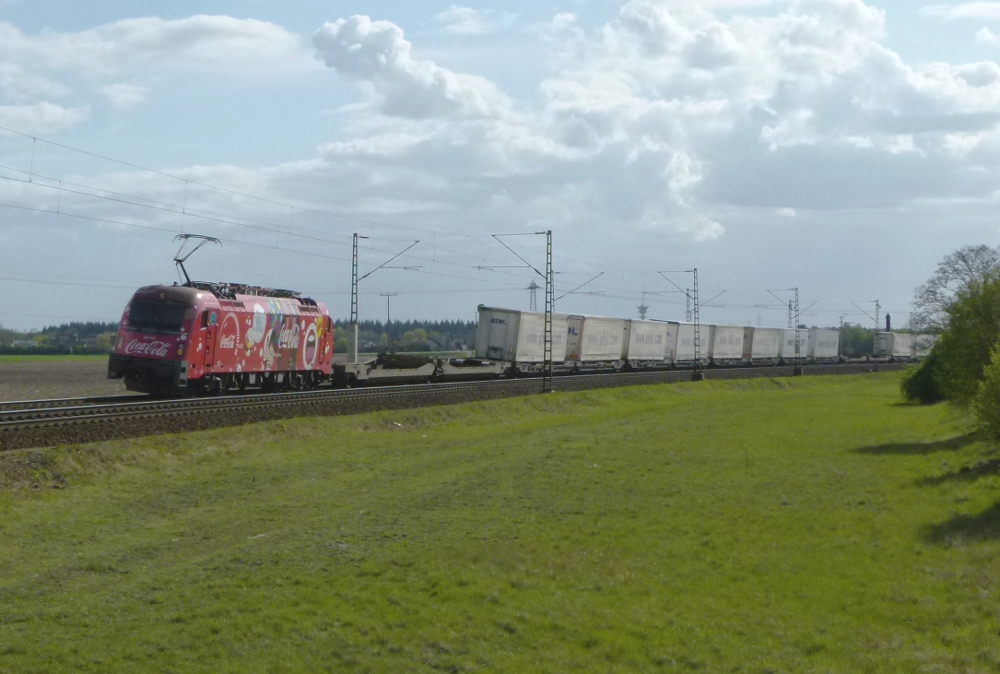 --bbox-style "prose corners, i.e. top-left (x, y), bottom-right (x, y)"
top-left (108, 285), bottom-right (935, 396)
